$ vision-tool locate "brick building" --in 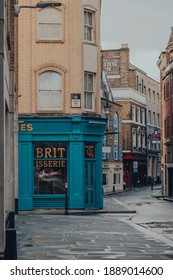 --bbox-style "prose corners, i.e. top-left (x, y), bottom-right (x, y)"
top-left (101, 70), bottom-right (123, 193)
top-left (0, 0), bottom-right (17, 259)
top-left (16, 0), bottom-right (106, 210)
top-left (157, 27), bottom-right (173, 196)
top-left (102, 44), bottom-right (160, 188)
